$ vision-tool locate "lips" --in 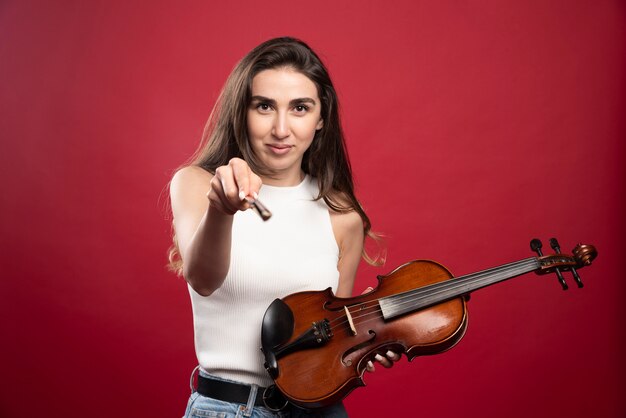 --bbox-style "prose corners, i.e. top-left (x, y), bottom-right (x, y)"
top-left (267, 143), bottom-right (293, 155)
